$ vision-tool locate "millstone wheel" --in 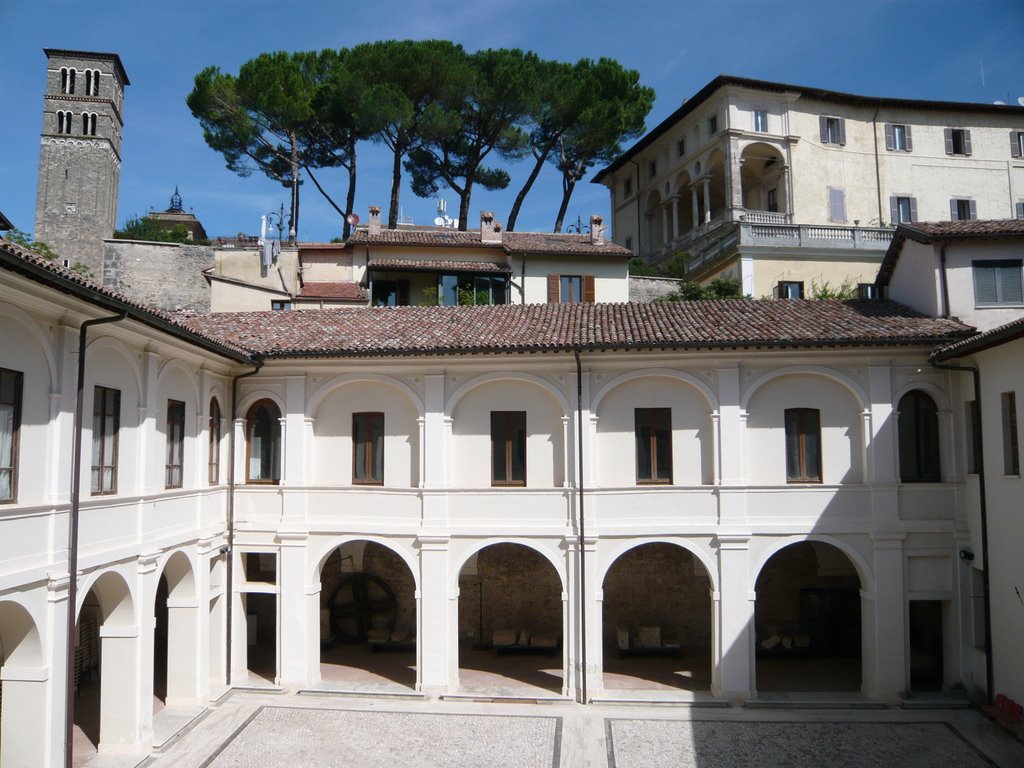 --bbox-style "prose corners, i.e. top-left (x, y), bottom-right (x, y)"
top-left (329, 573), bottom-right (397, 643)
